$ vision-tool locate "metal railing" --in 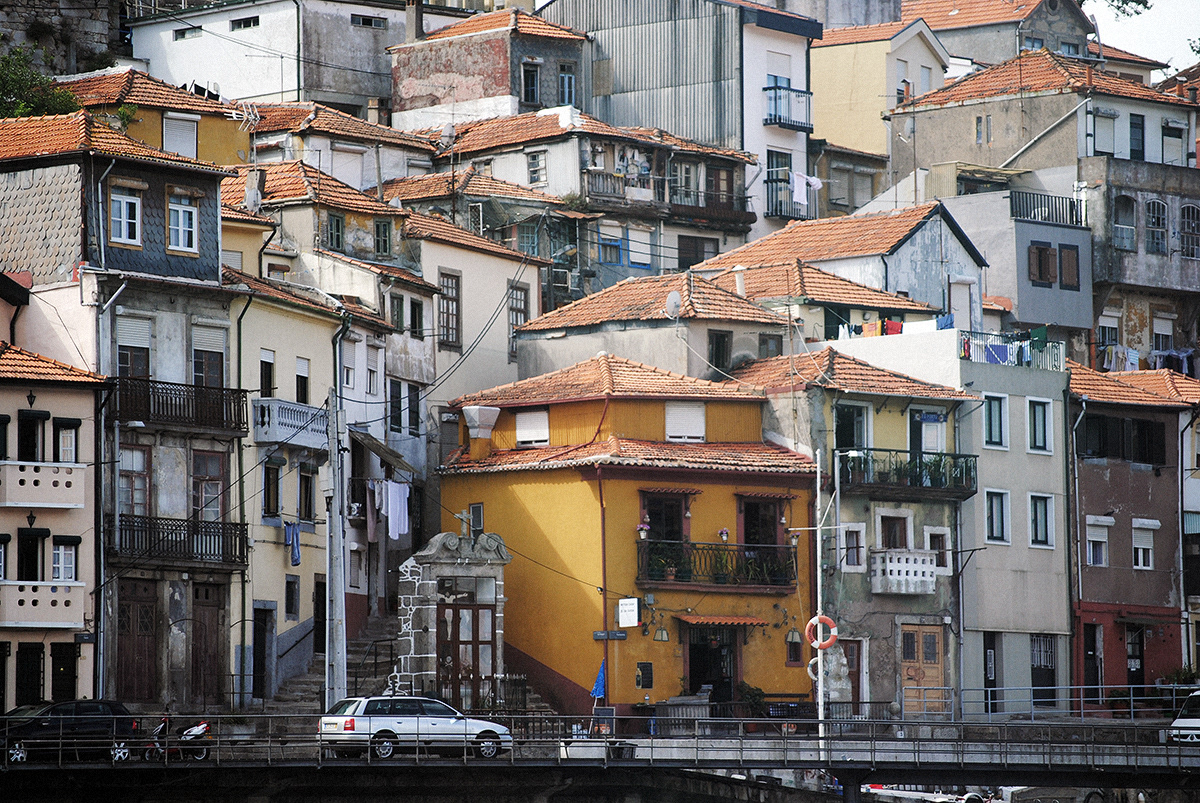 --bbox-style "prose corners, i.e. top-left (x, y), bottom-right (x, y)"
top-left (350, 639), bottom-right (398, 697)
top-left (838, 448), bottom-right (977, 499)
top-left (962, 682), bottom-right (1200, 722)
top-left (958, 330), bottom-right (1065, 371)
top-left (764, 172), bottom-right (818, 219)
top-left (1009, 190), bottom-right (1086, 226)
top-left (762, 85), bottom-right (813, 131)
top-left (115, 513), bottom-right (248, 565)
top-left (117, 377), bottom-right (248, 433)
top-left (635, 540), bottom-right (795, 586)
top-left (584, 171), bottom-right (665, 203)
top-left (252, 398), bottom-right (328, 451)
top-left (347, 477), bottom-right (368, 520)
